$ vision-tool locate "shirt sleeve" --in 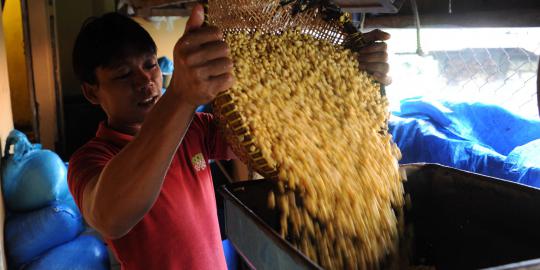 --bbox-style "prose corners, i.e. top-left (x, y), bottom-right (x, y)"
top-left (197, 113), bottom-right (235, 161)
top-left (67, 141), bottom-right (115, 215)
